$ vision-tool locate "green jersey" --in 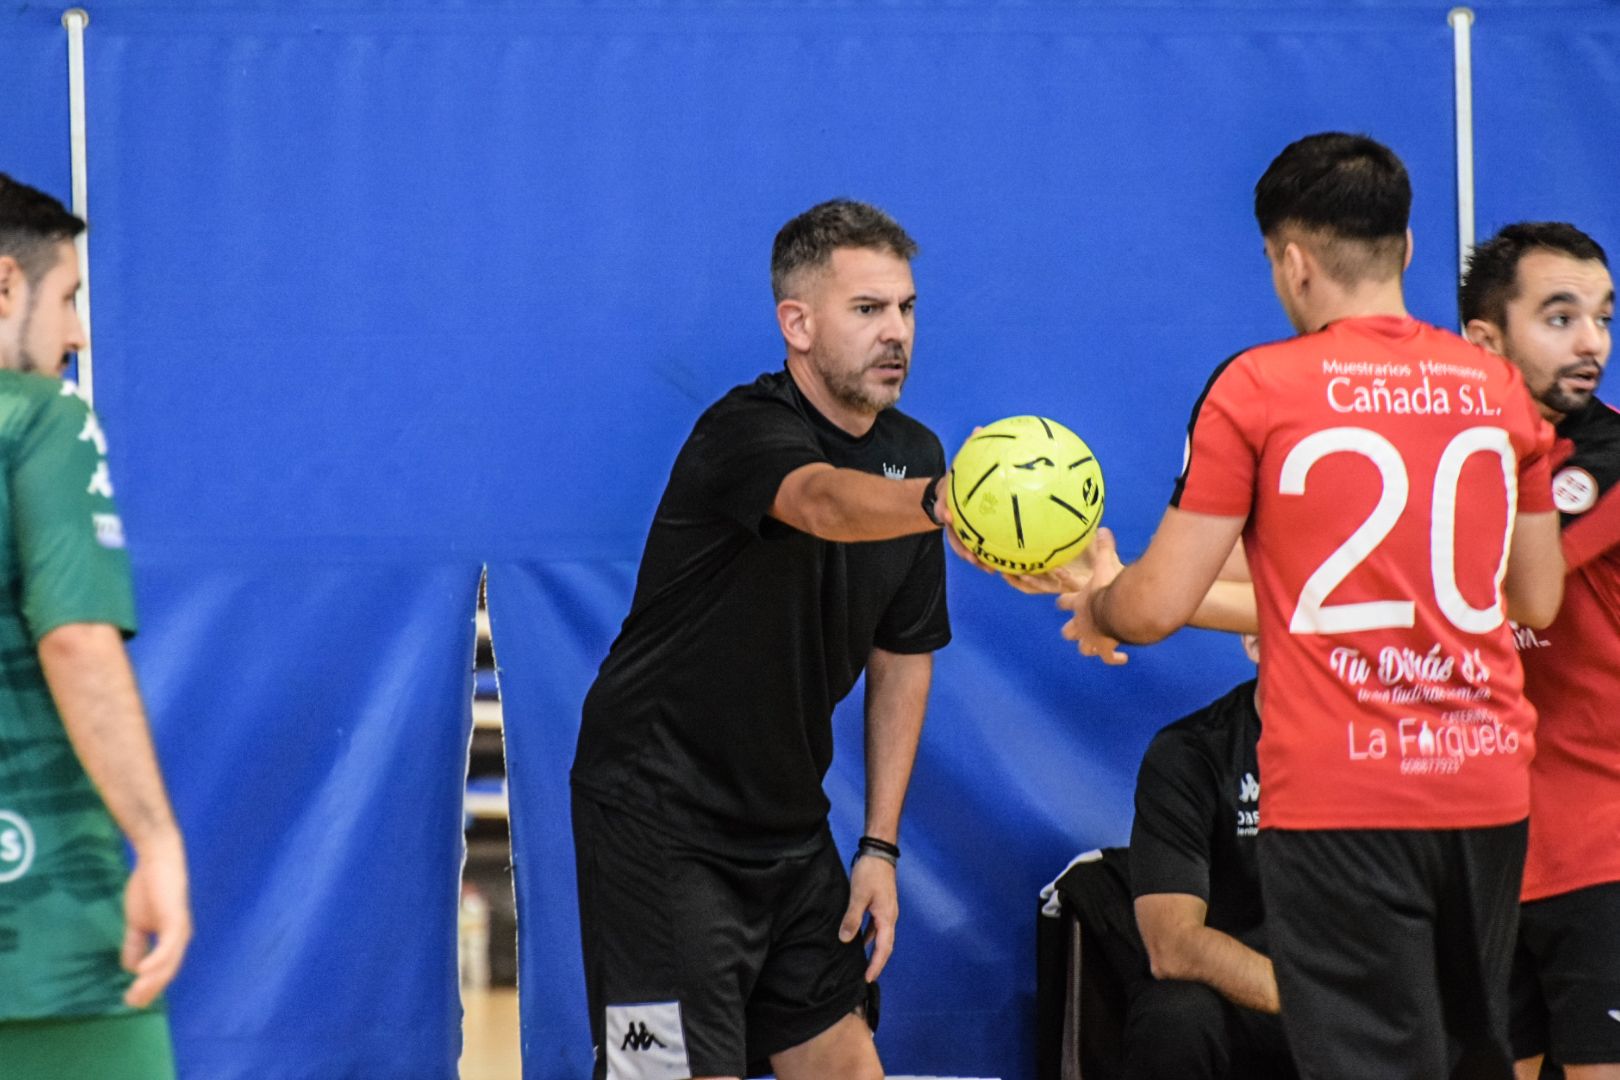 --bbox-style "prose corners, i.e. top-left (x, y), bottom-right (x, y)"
top-left (0, 373), bottom-right (138, 1021)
